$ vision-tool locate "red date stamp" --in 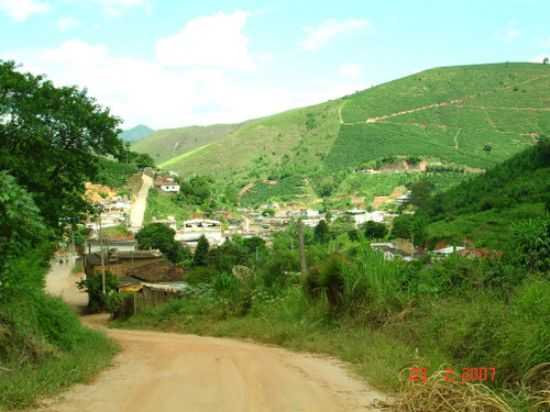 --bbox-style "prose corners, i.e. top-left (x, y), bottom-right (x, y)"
top-left (408, 367), bottom-right (496, 384)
